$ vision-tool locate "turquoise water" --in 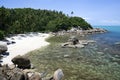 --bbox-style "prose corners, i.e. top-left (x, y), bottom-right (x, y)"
top-left (93, 26), bottom-right (120, 42)
top-left (90, 26), bottom-right (120, 56)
